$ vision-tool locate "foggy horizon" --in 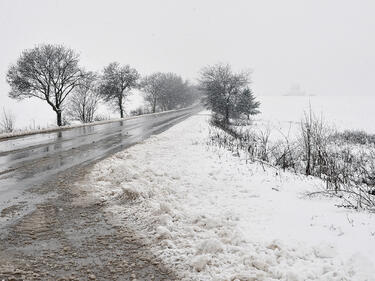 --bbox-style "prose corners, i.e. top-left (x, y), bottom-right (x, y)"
top-left (1, 0), bottom-right (374, 94)
top-left (1, 0), bottom-right (374, 128)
